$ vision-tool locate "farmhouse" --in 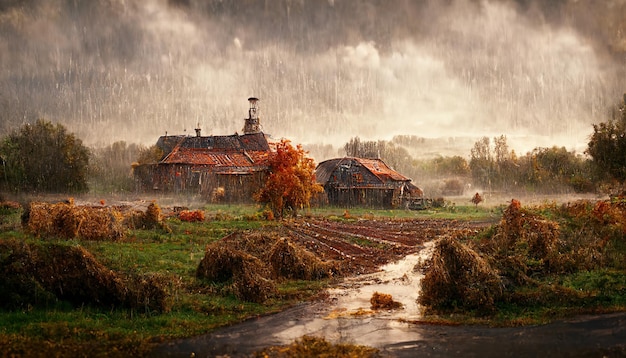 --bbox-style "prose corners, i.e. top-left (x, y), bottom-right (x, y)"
top-left (315, 157), bottom-right (423, 208)
top-left (133, 98), bottom-right (273, 202)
